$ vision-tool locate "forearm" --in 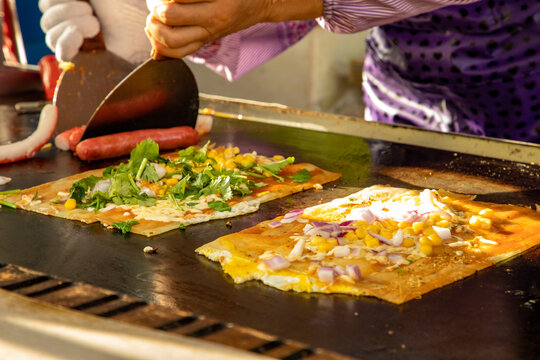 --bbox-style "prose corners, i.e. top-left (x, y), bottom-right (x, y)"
top-left (265, 0), bottom-right (324, 22)
top-left (319, 0), bottom-right (481, 33)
